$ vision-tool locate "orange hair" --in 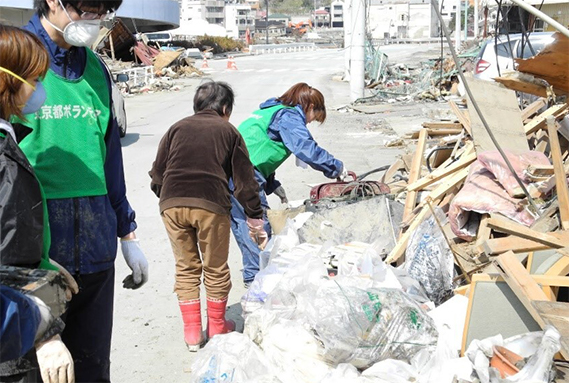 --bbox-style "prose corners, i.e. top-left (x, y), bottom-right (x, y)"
top-left (277, 82), bottom-right (326, 123)
top-left (0, 25), bottom-right (50, 120)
